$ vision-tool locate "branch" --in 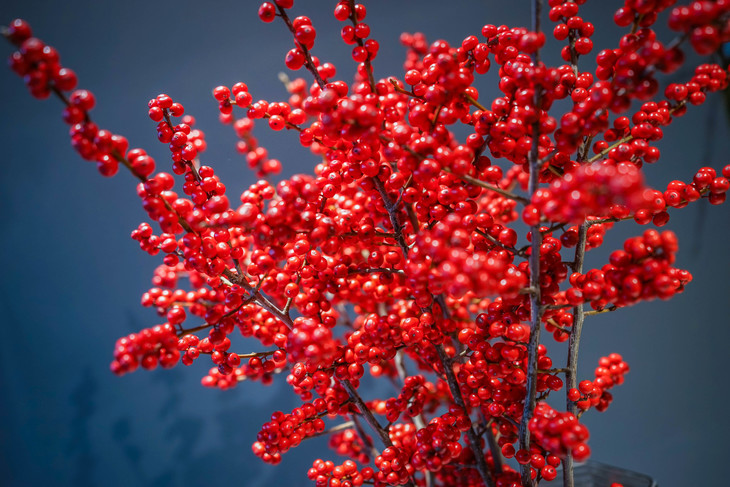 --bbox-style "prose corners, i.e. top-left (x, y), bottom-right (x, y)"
top-left (342, 380), bottom-right (416, 487)
top-left (275, 5), bottom-right (326, 89)
top-left (483, 417), bottom-right (505, 475)
top-left (464, 94), bottom-right (487, 111)
top-left (309, 420), bottom-right (355, 438)
top-left (519, 2), bottom-right (544, 486)
top-left (342, 380), bottom-right (391, 446)
top-left (474, 229), bottom-right (527, 257)
top-left (351, 413), bottom-right (380, 460)
top-left (444, 169), bottom-right (530, 204)
top-left (435, 344), bottom-right (495, 487)
top-left (584, 305), bottom-right (618, 316)
top-left (371, 177), bottom-right (410, 257)
top-left (563, 221), bottom-right (588, 487)
top-left (347, 0), bottom-right (376, 91)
